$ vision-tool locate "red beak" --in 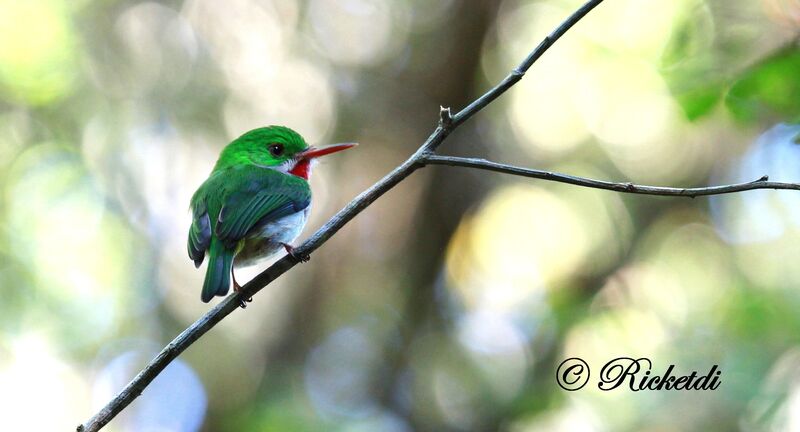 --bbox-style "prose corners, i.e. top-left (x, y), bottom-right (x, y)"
top-left (299, 143), bottom-right (357, 160)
